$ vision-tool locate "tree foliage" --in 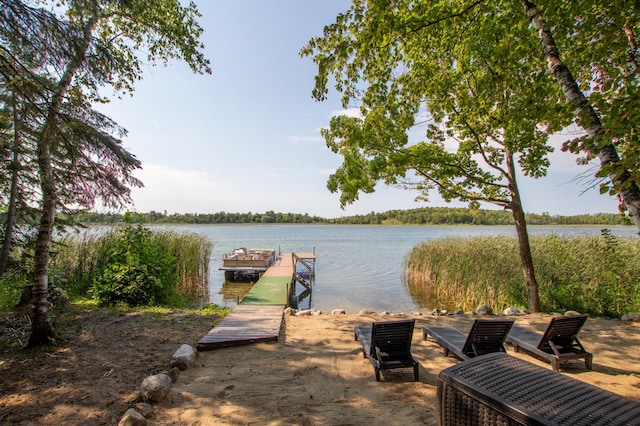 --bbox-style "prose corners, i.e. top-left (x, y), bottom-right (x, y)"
top-left (301, 0), bottom-right (640, 310)
top-left (0, 0), bottom-right (211, 345)
top-left (77, 208), bottom-right (627, 226)
top-left (91, 225), bottom-right (177, 307)
top-left (301, 0), bottom-right (579, 310)
top-left (520, 1), bottom-right (640, 230)
top-left (302, 0), bottom-right (640, 227)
